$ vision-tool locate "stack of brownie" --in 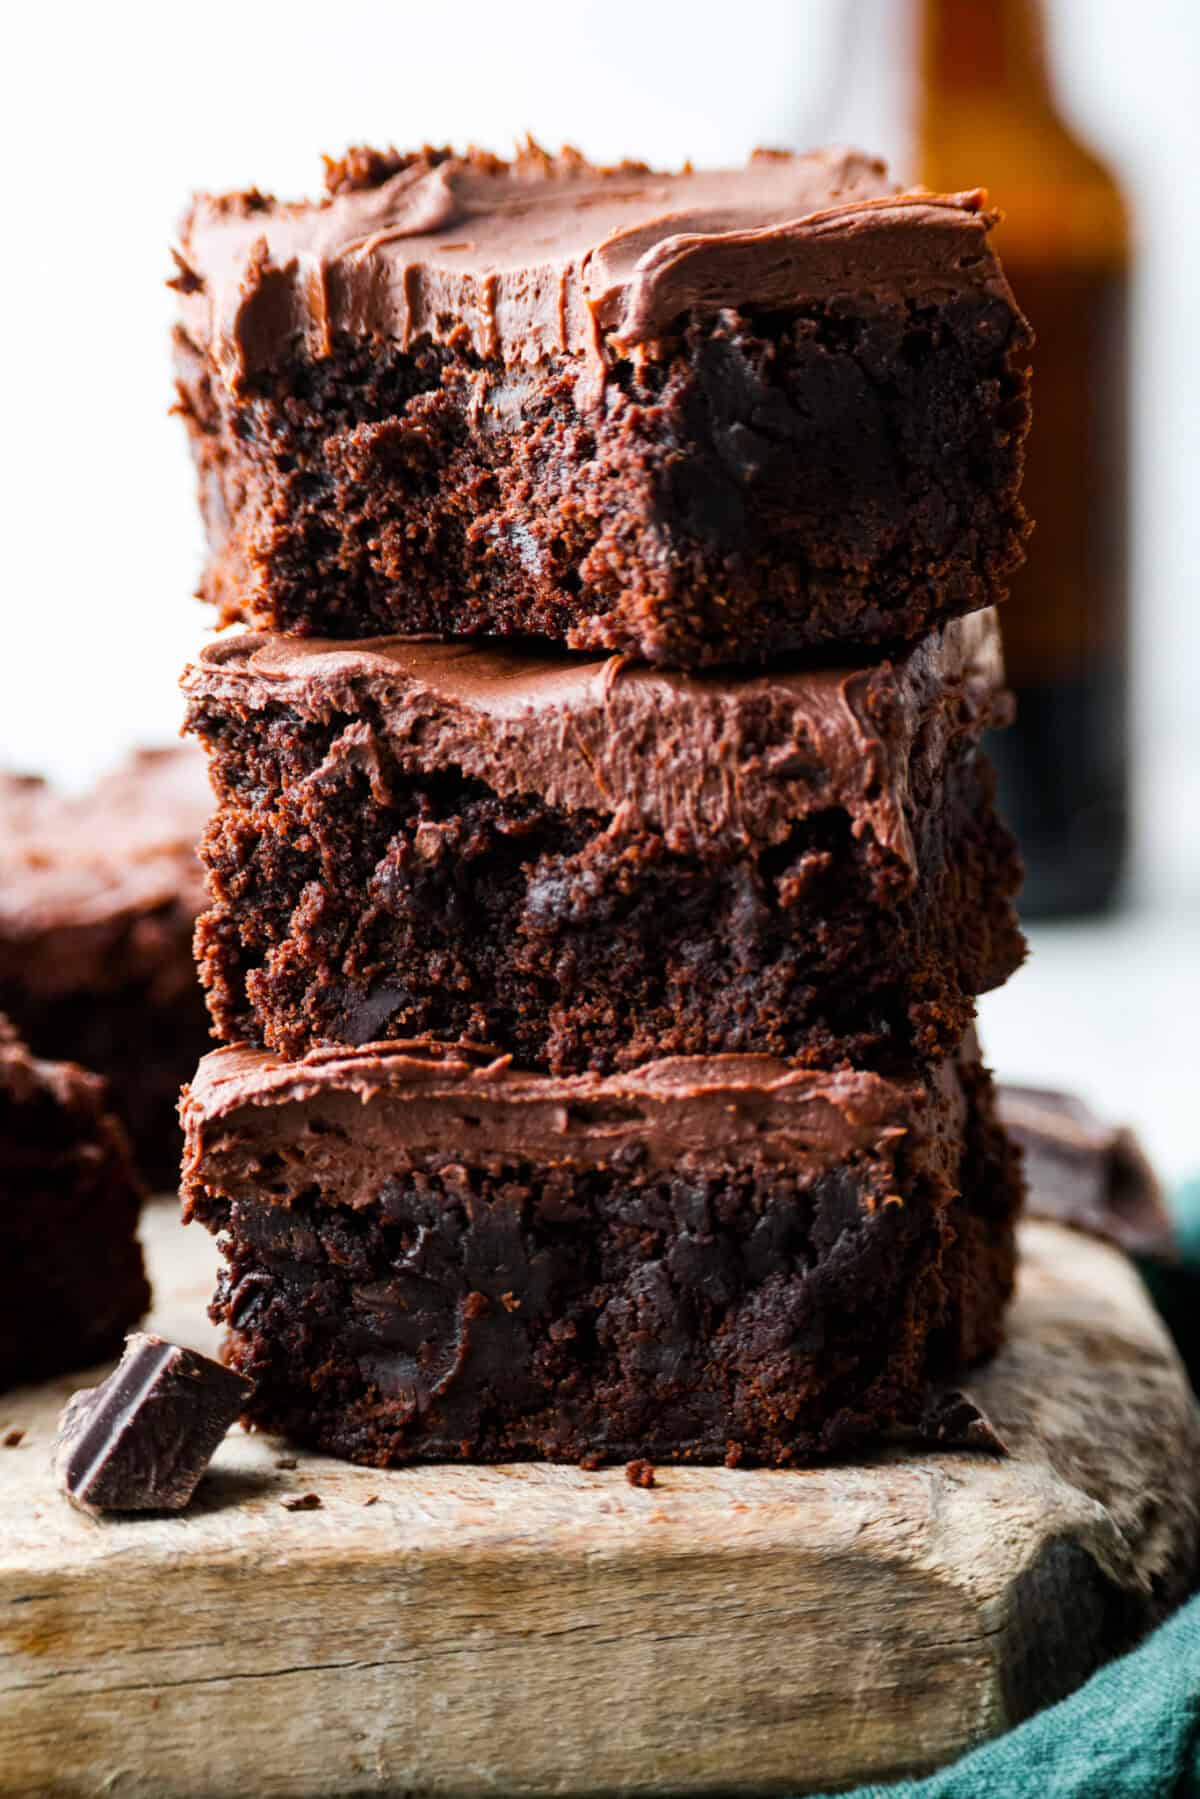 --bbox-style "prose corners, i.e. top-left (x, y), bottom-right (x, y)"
top-left (173, 144), bottom-right (1032, 1468)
